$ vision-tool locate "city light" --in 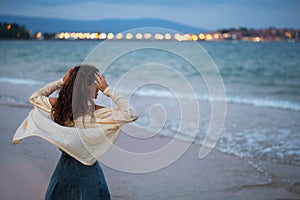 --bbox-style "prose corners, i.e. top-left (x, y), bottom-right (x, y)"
top-left (52, 29), bottom-right (299, 42)
top-left (99, 33), bottom-right (106, 40)
top-left (78, 33), bottom-right (84, 39)
top-left (143, 33), bottom-right (152, 40)
top-left (191, 34), bottom-right (198, 41)
top-left (174, 33), bottom-right (183, 41)
top-left (164, 33), bottom-right (171, 40)
top-left (107, 33), bottom-right (114, 40)
top-left (116, 33), bottom-right (123, 40)
top-left (205, 34), bottom-right (212, 41)
top-left (213, 33), bottom-right (219, 39)
top-left (155, 33), bottom-right (164, 40)
top-left (36, 32), bottom-right (42, 39)
top-left (125, 33), bottom-right (133, 40)
top-left (198, 33), bottom-right (205, 40)
top-left (285, 32), bottom-right (292, 38)
top-left (84, 33), bottom-right (91, 39)
top-left (222, 33), bottom-right (230, 39)
top-left (64, 32), bottom-right (70, 39)
top-left (184, 34), bottom-right (192, 41)
top-left (135, 33), bottom-right (143, 40)
top-left (90, 33), bottom-right (98, 39)
top-left (253, 36), bottom-right (261, 42)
